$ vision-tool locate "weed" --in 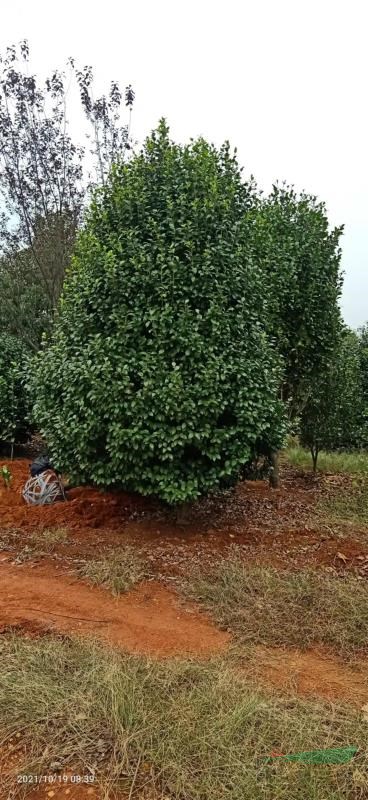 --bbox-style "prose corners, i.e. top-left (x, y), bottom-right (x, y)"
top-left (1, 465), bottom-right (12, 488)
top-left (317, 479), bottom-right (368, 527)
top-left (77, 546), bottom-right (149, 595)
